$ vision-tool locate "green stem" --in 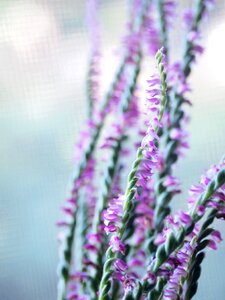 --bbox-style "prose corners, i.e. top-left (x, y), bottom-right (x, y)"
top-left (182, 0), bottom-right (209, 77)
top-left (144, 168), bottom-right (225, 295)
top-left (98, 47), bottom-right (168, 300)
top-left (156, 0), bottom-right (169, 58)
top-left (87, 49), bottom-right (142, 299)
top-left (150, 0), bottom-right (214, 245)
top-left (184, 209), bottom-right (218, 300)
top-left (87, 53), bottom-right (100, 118)
top-left (57, 33), bottom-right (139, 300)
